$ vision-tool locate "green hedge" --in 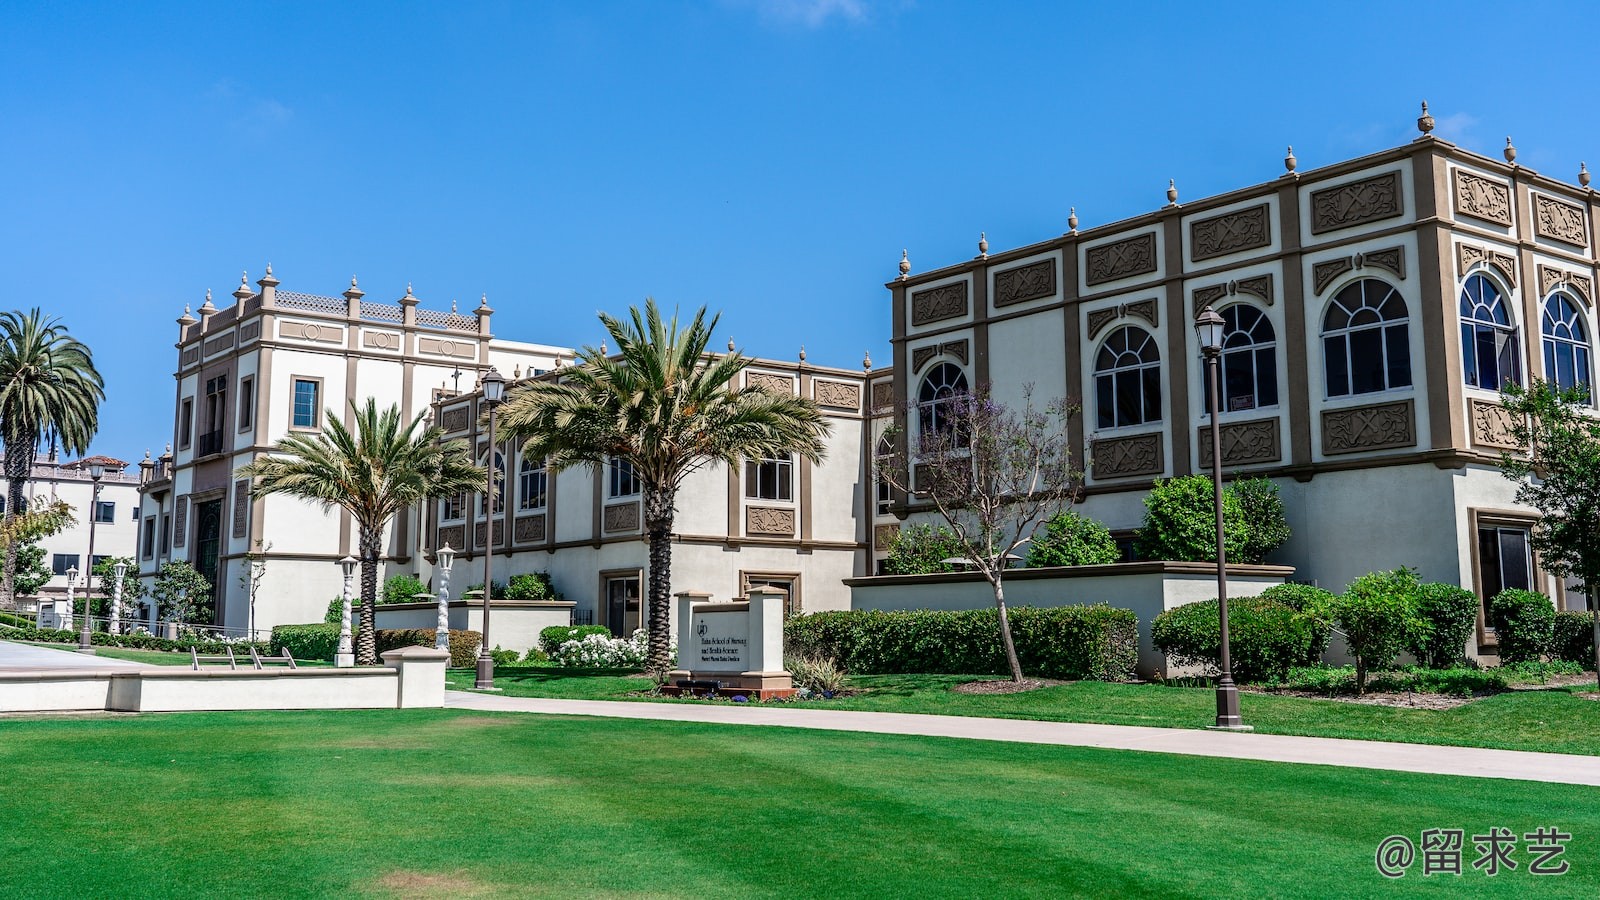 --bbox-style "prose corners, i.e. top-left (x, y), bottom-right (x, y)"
top-left (1150, 596), bottom-right (1328, 684)
top-left (539, 625), bottom-right (611, 654)
top-left (783, 606), bottom-right (1138, 681)
top-left (1409, 583), bottom-right (1479, 669)
top-left (271, 623), bottom-right (482, 667)
top-left (0, 611), bottom-right (34, 629)
top-left (1257, 583), bottom-right (1335, 612)
top-left (1488, 589), bottom-right (1555, 663)
top-left (0, 624), bottom-right (266, 654)
top-left (1552, 611), bottom-right (1595, 665)
top-left (374, 628), bottom-right (482, 668)
top-left (271, 624), bottom-right (342, 662)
